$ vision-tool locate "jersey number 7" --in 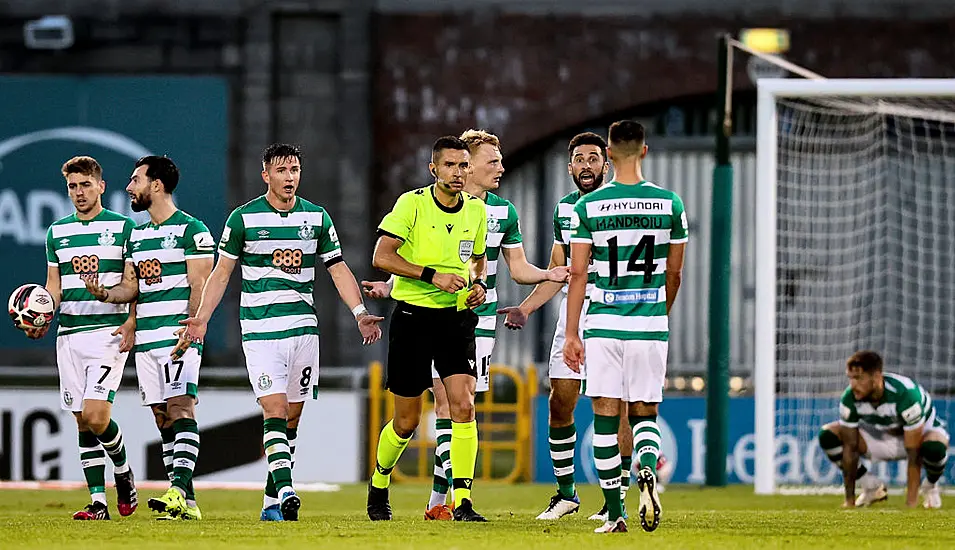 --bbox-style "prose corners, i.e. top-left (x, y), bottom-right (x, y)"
top-left (607, 235), bottom-right (655, 286)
